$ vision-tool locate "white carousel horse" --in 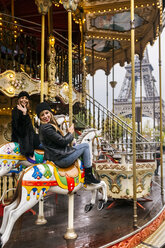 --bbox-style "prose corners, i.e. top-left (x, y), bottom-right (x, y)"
top-left (0, 114), bottom-right (69, 178)
top-left (76, 128), bottom-right (102, 161)
top-left (0, 159), bottom-right (107, 247)
top-left (0, 142), bottom-right (44, 177)
top-left (55, 114), bottom-right (69, 134)
top-left (0, 128), bottom-right (101, 177)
